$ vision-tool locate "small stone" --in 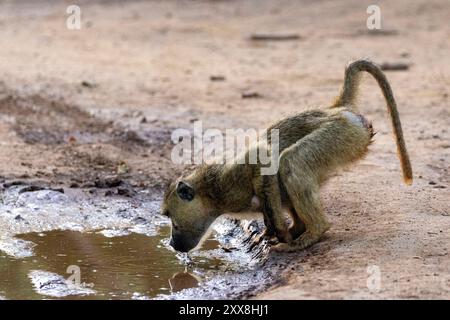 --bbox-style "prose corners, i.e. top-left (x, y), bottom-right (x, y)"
top-left (67, 135), bottom-right (77, 144)
top-left (104, 190), bottom-right (114, 197)
top-left (210, 75), bottom-right (226, 82)
top-left (117, 187), bottom-right (135, 197)
top-left (81, 81), bottom-right (97, 88)
top-left (241, 91), bottom-right (261, 99)
top-left (94, 176), bottom-right (122, 188)
top-left (117, 162), bottom-right (130, 174)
